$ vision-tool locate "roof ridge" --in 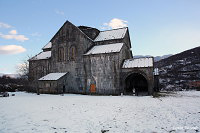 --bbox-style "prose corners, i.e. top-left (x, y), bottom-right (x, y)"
top-left (100, 27), bottom-right (128, 32)
top-left (50, 20), bottom-right (94, 42)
